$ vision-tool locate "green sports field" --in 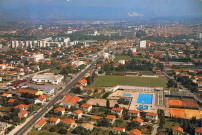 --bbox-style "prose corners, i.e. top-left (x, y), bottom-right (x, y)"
top-left (92, 75), bottom-right (165, 87)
